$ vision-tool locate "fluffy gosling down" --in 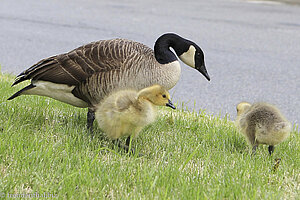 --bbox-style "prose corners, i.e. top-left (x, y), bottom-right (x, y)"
top-left (95, 84), bottom-right (175, 154)
top-left (235, 102), bottom-right (291, 155)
